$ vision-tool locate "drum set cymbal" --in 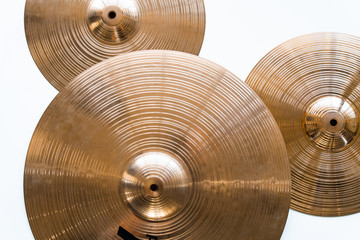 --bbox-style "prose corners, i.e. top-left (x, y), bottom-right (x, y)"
top-left (22, 0), bottom-right (360, 237)
top-left (246, 32), bottom-right (360, 216)
top-left (24, 0), bottom-right (205, 91)
top-left (24, 51), bottom-right (291, 240)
